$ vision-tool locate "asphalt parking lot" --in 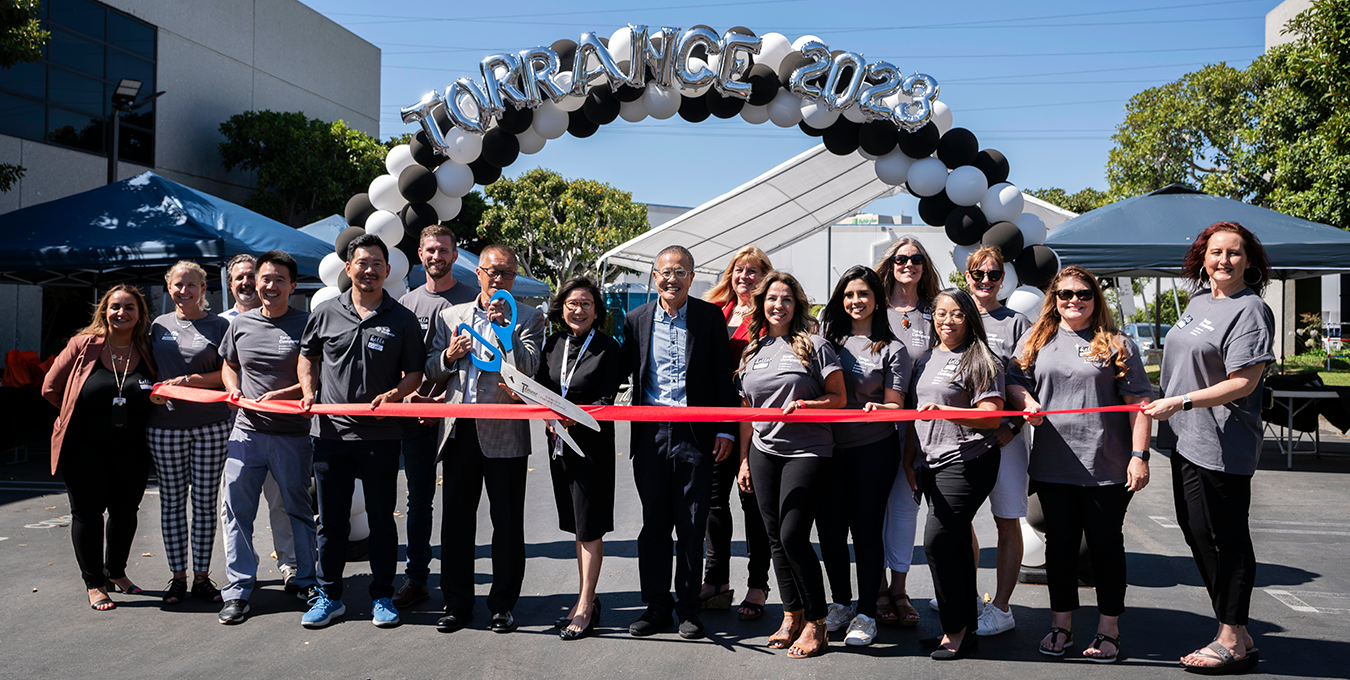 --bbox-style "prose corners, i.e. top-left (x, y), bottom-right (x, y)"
top-left (1, 421), bottom-right (1347, 679)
